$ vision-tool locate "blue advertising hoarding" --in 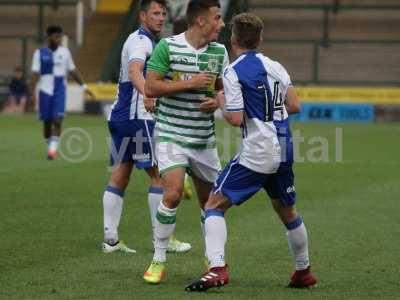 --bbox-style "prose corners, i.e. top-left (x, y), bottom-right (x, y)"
top-left (290, 103), bottom-right (374, 123)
